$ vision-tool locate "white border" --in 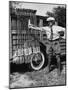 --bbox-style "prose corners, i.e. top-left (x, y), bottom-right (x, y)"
top-left (0, 0), bottom-right (68, 90)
